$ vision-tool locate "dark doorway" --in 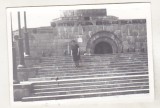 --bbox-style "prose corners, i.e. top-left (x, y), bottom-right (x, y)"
top-left (94, 42), bottom-right (113, 54)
